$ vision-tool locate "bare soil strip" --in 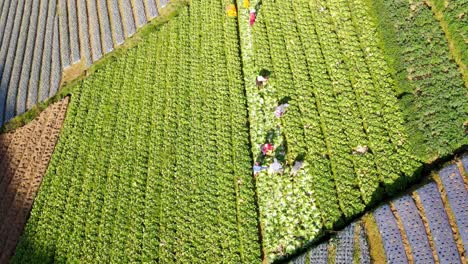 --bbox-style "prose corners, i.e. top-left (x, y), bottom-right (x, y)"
top-left (0, 97), bottom-right (69, 263)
